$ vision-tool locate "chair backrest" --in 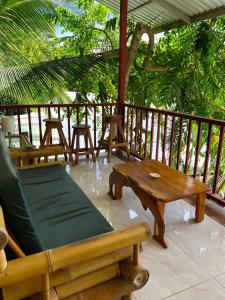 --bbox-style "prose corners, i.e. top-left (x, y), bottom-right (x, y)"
top-left (0, 132), bottom-right (43, 255)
